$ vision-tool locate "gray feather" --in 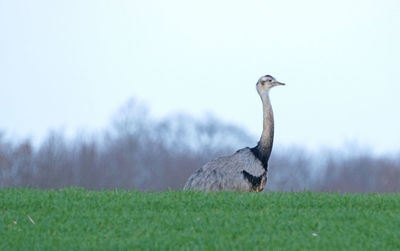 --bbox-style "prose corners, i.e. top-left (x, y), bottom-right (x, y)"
top-left (183, 148), bottom-right (266, 191)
